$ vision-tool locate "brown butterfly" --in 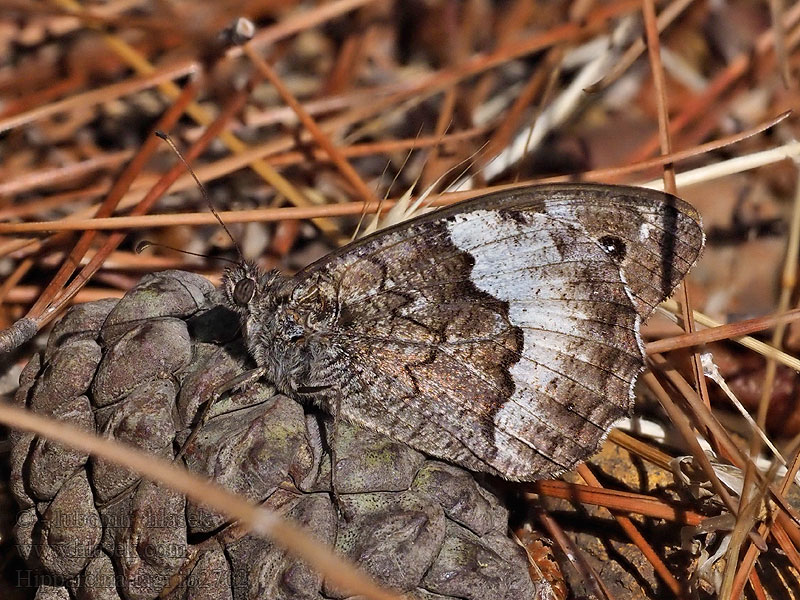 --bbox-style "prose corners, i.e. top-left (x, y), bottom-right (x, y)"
top-left (221, 183), bottom-right (704, 481)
